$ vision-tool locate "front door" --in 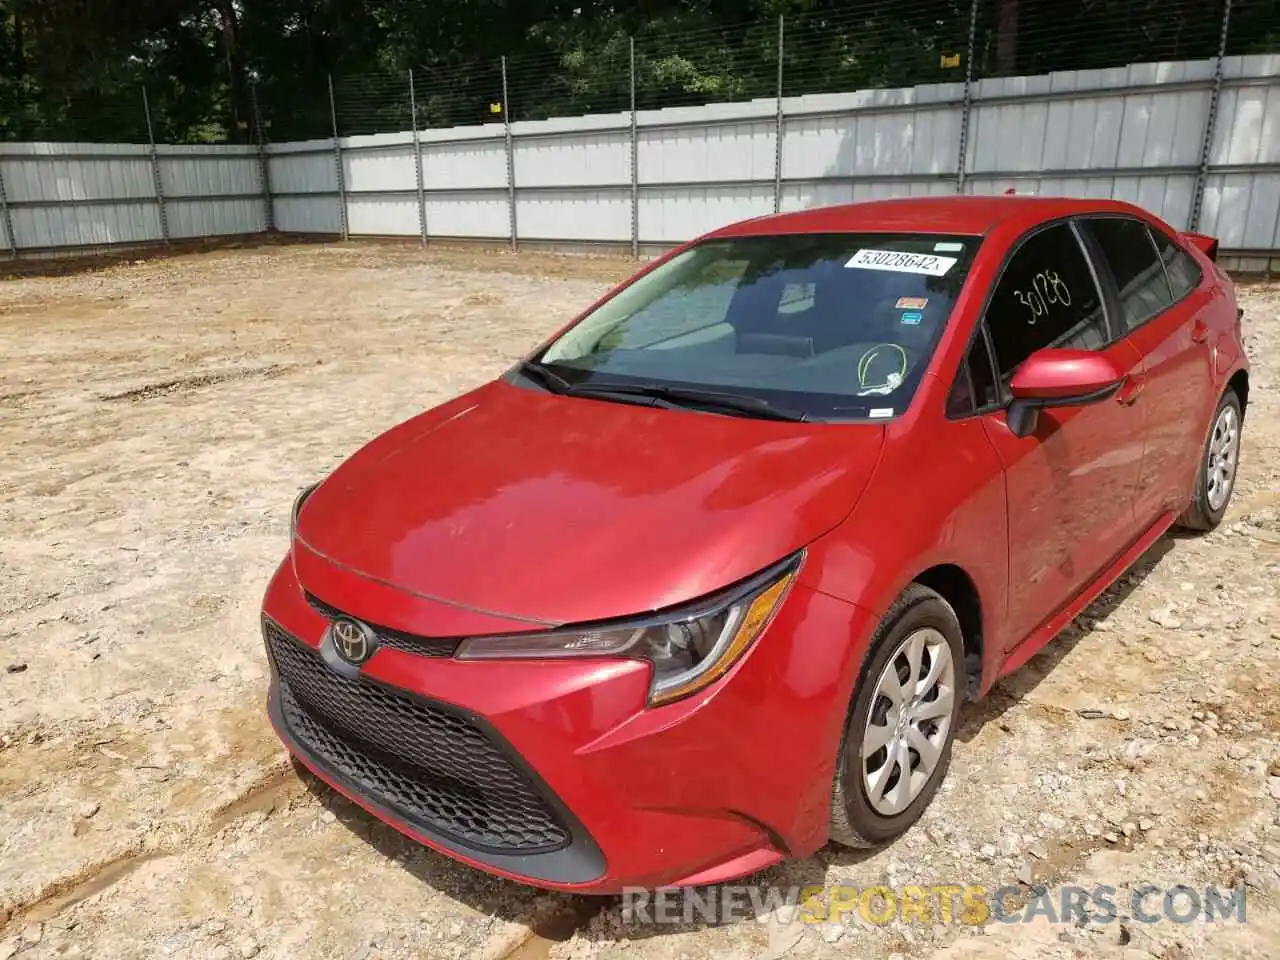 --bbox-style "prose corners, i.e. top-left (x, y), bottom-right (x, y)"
top-left (977, 220), bottom-right (1147, 652)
